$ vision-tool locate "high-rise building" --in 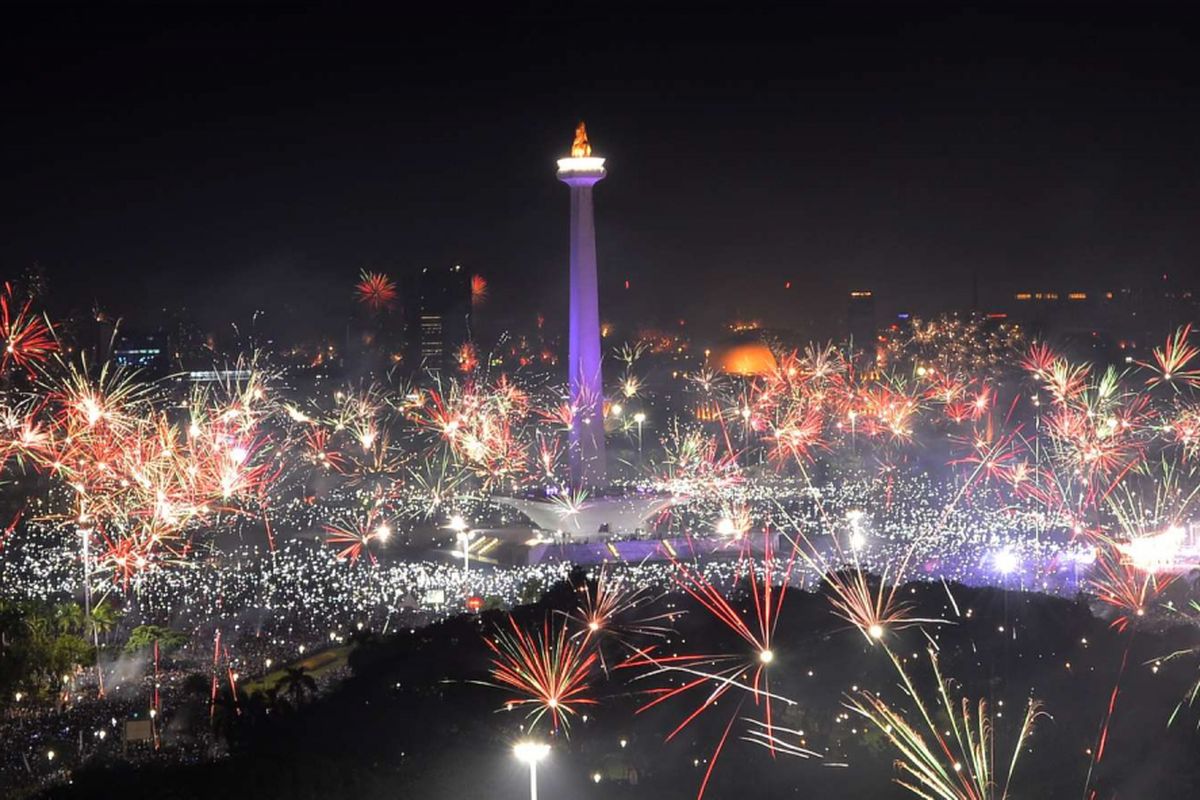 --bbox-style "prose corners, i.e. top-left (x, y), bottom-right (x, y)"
top-left (403, 265), bottom-right (472, 371)
top-left (847, 290), bottom-right (877, 366)
top-left (557, 122), bottom-right (607, 487)
top-left (112, 330), bottom-right (169, 377)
